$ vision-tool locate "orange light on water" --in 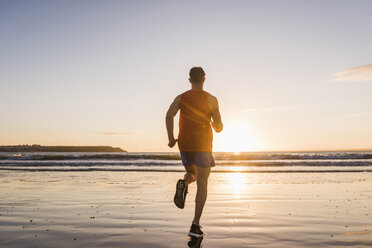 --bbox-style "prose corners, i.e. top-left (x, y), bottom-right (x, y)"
top-left (228, 172), bottom-right (247, 198)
